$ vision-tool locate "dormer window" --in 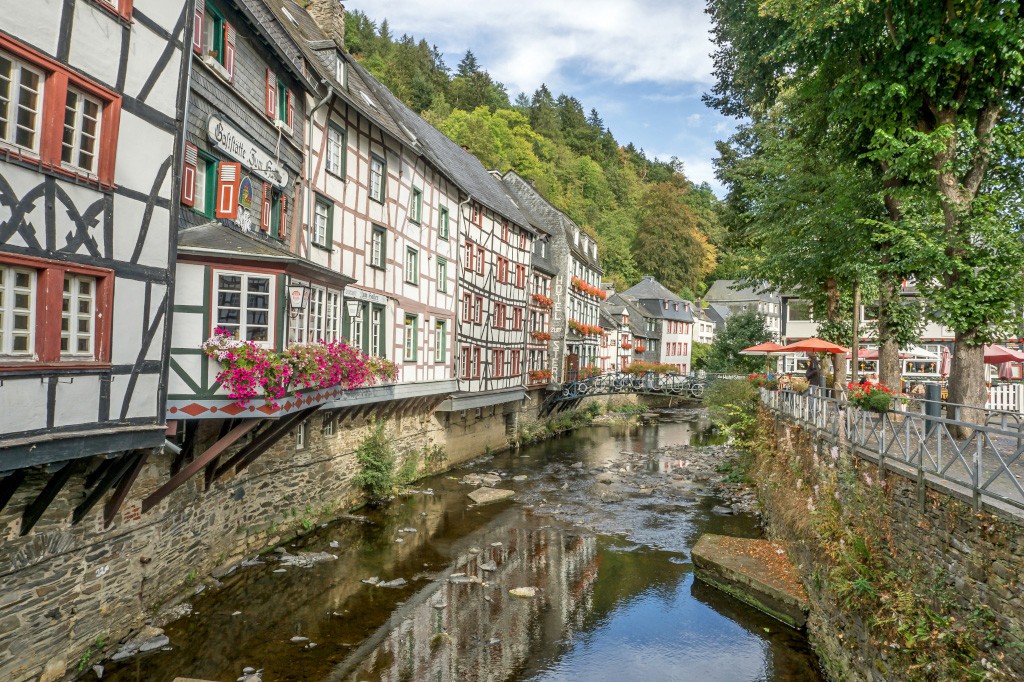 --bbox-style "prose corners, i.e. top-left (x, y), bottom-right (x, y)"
top-left (334, 51), bottom-right (346, 87)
